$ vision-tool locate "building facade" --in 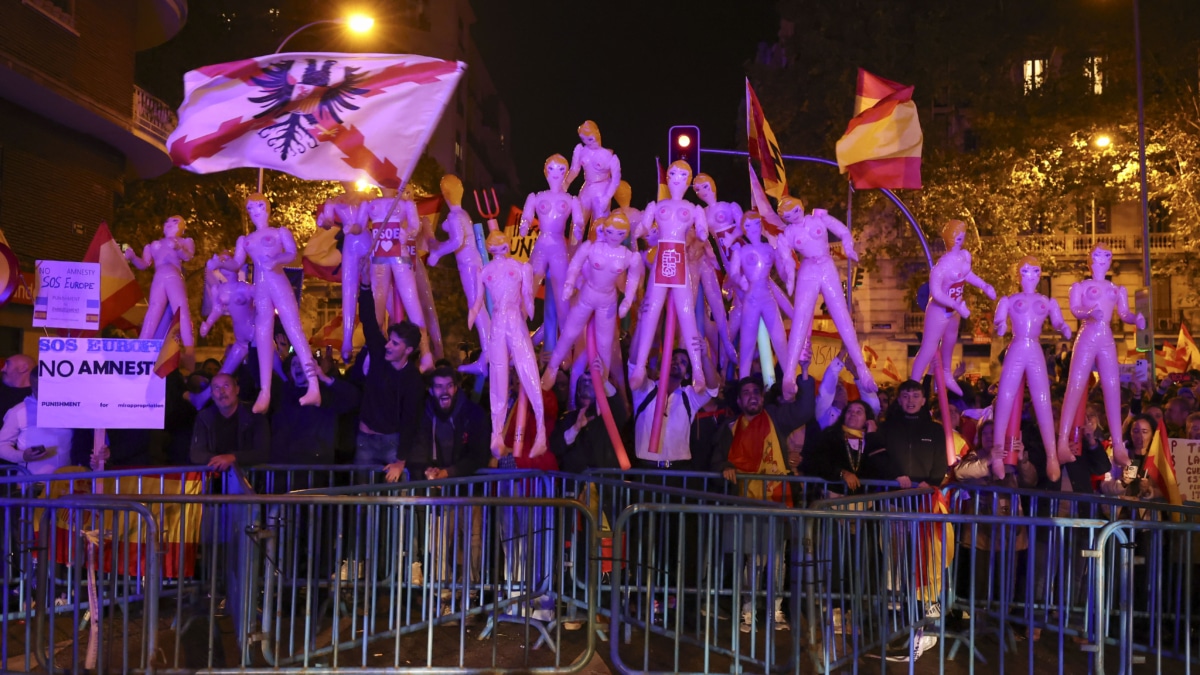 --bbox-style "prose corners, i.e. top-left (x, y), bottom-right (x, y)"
top-left (0, 0), bottom-right (185, 355)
